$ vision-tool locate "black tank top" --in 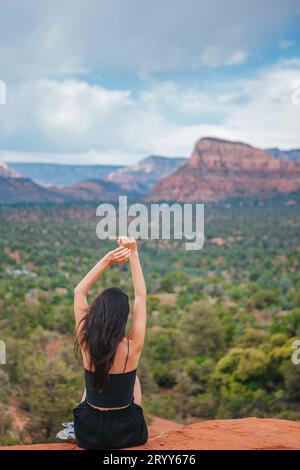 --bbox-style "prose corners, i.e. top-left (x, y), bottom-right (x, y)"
top-left (85, 338), bottom-right (137, 408)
